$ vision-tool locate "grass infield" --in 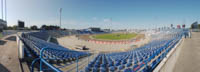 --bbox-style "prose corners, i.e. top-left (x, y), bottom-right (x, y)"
top-left (0, 33), bottom-right (3, 38)
top-left (92, 33), bottom-right (137, 40)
